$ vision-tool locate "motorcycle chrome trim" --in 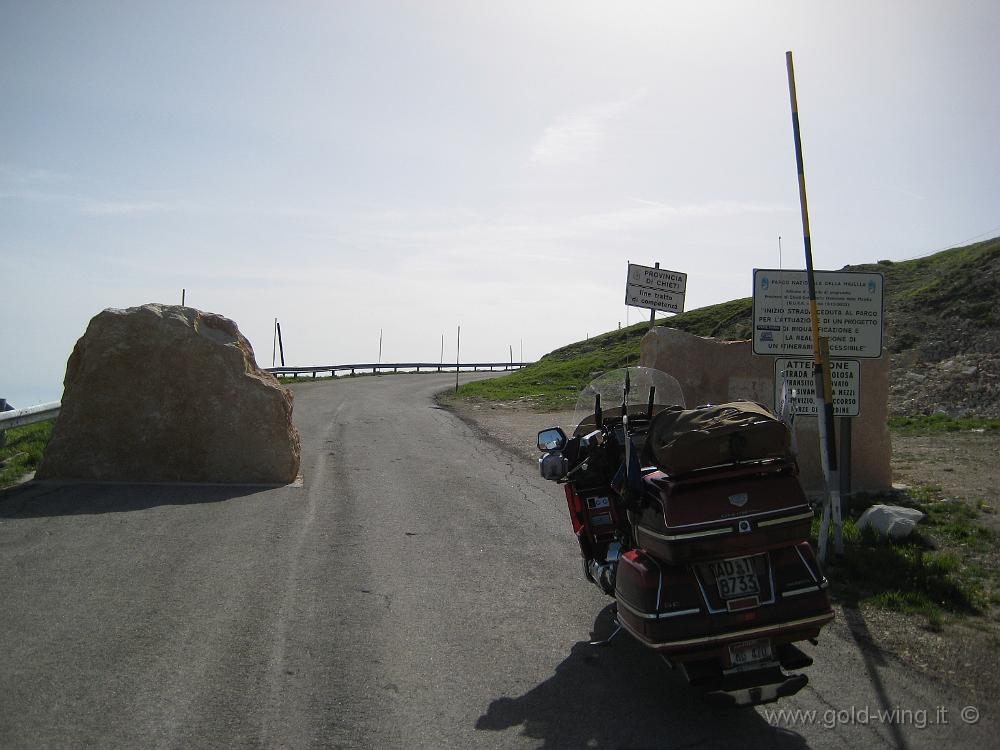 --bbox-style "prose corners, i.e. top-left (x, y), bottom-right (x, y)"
top-left (723, 659), bottom-right (781, 675)
top-left (620, 612), bottom-right (835, 650)
top-left (782, 585), bottom-right (822, 598)
top-left (636, 524), bottom-right (731, 542)
top-left (756, 511), bottom-right (815, 528)
top-left (693, 551), bottom-right (777, 614)
top-left (794, 544), bottom-right (823, 584)
top-left (615, 596), bottom-right (701, 621)
top-left (649, 504), bottom-right (812, 531)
